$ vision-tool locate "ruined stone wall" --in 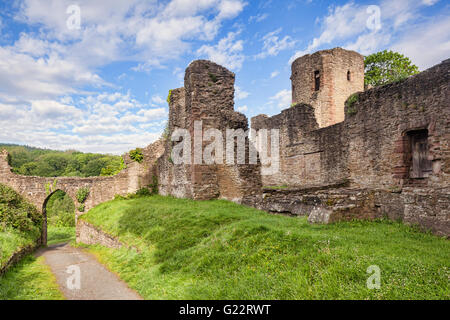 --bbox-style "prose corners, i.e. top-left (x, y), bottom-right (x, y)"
top-left (291, 48), bottom-right (364, 128)
top-left (345, 59), bottom-right (449, 190)
top-left (252, 104), bottom-right (348, 188)
top-left (250, 58), bottom-right (450, 236)
top-left (0, 141), bottom-right (164, 243)
top-left (158, 60), bottom-right (262, 203)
